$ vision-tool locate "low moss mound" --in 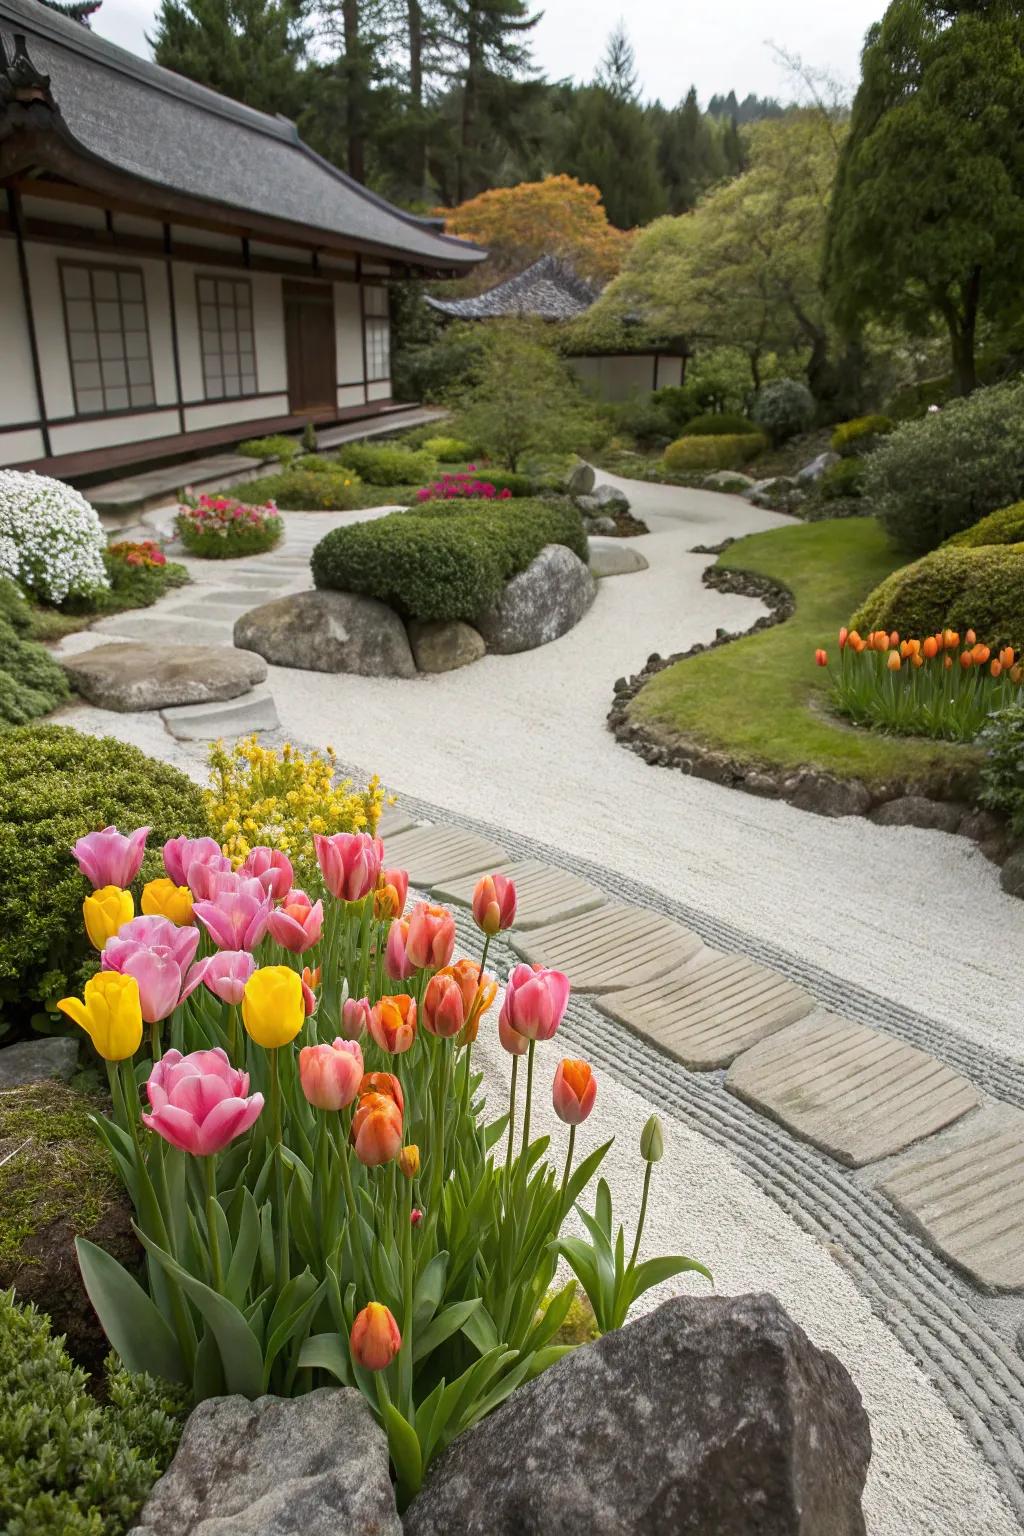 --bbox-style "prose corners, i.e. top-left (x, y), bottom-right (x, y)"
top-left (311, 496), bottom-right (587, 622)
top-left (850, 544), bottom-right (1024, 653)
top-left (944, 501), bottom-right (1024, 549)
top-left (663, 433), bottom-right (767, 474)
